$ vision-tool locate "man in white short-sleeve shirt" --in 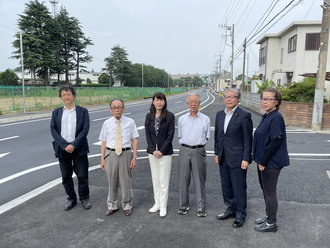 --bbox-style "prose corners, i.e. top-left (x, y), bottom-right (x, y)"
top-left (99, 99), bottom-right (139, 216)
